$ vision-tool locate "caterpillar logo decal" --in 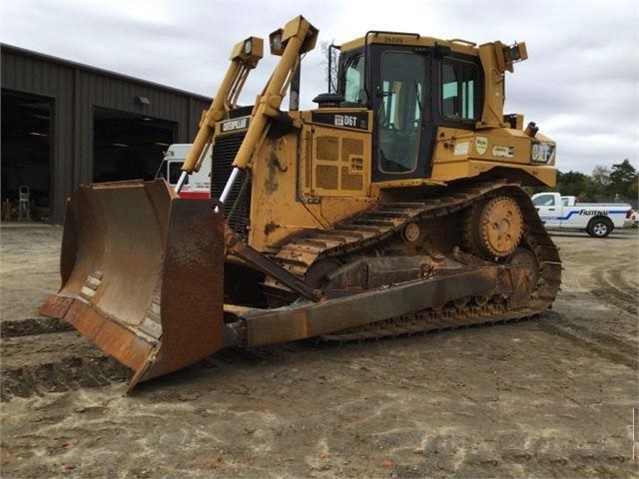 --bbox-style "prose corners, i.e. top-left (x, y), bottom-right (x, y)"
top-left (221, 117), bottom-right (249, 132)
